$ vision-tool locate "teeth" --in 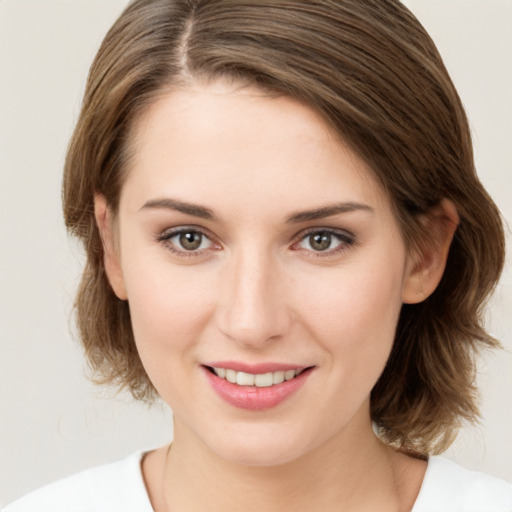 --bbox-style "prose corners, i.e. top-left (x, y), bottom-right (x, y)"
top-left (236, 371), bottom-right (255, 386)
top-left (273, 371), bottom-right (285, 384)
top-left (254, 372), bottom-right (273, 387)
top-left (226, 369), bottom-right (237, 383)
top-left (284, 369), bottom-right (296, 381)
top-left (212, 367), bottom-right (303, 387)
